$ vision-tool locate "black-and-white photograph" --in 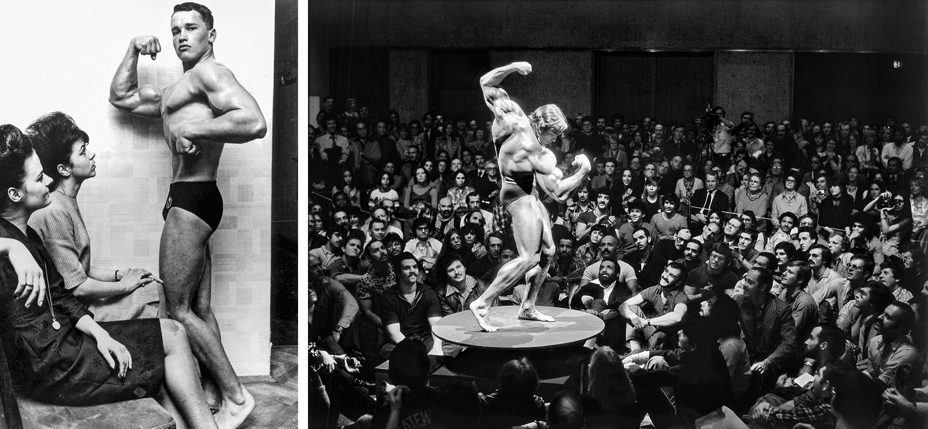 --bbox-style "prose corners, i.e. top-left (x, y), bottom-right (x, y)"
top-left (310, 1), bottom-right (926, 428)
top-left (0, 1), bottom-right (298, 428)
